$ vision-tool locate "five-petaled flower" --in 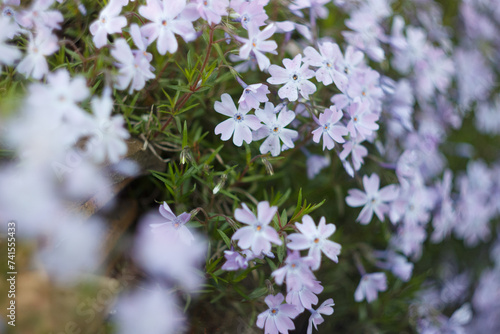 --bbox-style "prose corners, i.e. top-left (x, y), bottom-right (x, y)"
top-left (214, 93), bottom-right (262, 146)
top-left (256, 293), bottom-right (300, 334)
top-left (232, 201), bottom-right (282, 256)
top-left (312, 106), bottom-right (348, 150)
